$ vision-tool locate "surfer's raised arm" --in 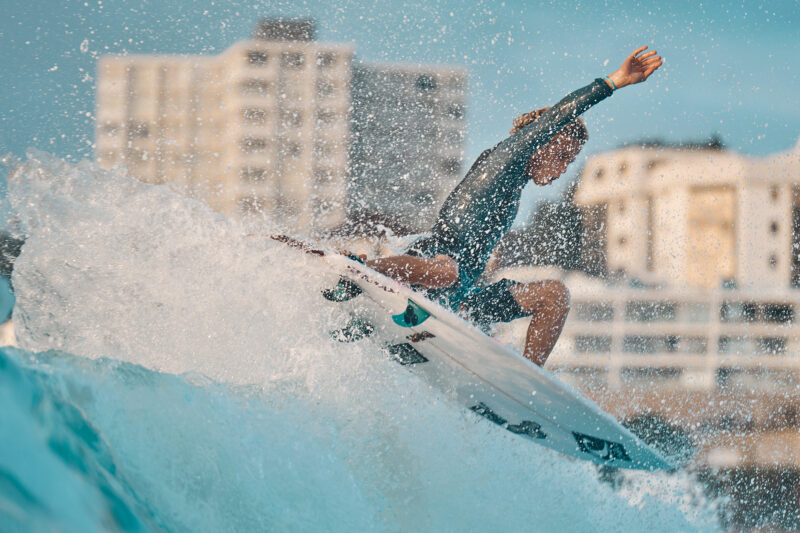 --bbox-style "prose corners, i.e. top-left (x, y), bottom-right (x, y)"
top-left (329, 45), bottom-right (664, 367)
